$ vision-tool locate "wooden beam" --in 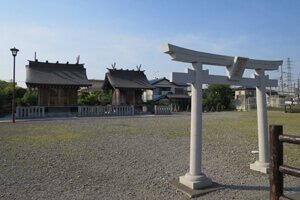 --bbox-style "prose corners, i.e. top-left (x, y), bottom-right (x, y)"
top-left (279, 165), bottom-right (300, 178)
top-left (279, 134), bottom-right (300, 145)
